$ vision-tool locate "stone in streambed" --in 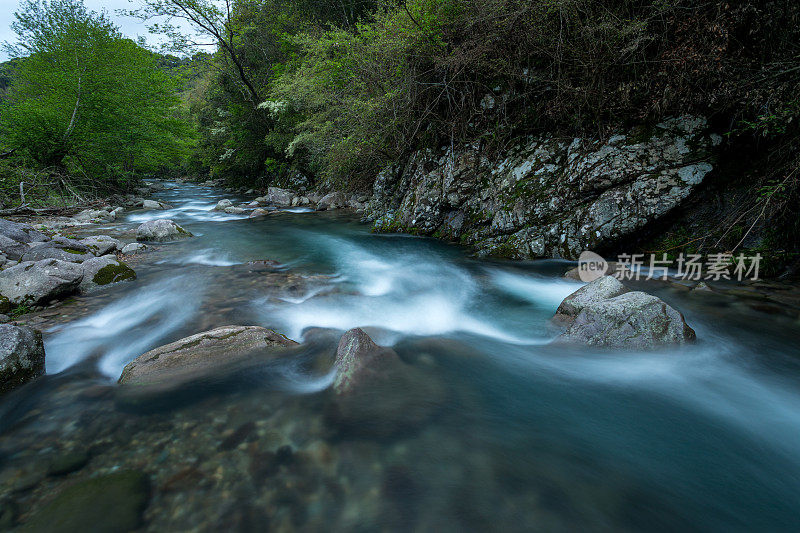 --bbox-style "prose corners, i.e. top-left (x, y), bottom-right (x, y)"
top-left (20, 246), bottom-right (94, 264)
top-left (79, 235), bottom-right (121, 256)
top-left (141, 199), bottom-right (169, 210)
top-left (556, 289), bottom-right (696, 349)
top-left (120, 242), bottom-right (147, 255)
top-left (0, 259), bottom-right (84, 313)
top-left (0, 324), bottom-right (45, 395)
top-left (327, 328), bottom-right (445, 437)
top-left (555, 275), bottom-right (627, 319)
top-left (136, 219), bottom-right (192, 243)
top-left (18, 470), bottom-right (149, 533)
top-left (47, 449), bottom-right (90, 476)
top-left (118, 325), bottom-right (298, 386)
top-left (212, 199), bottom-right (233, 211)
top-left (317, 191), bottom-right (348, 211)
top-left (79, 256), bottom-right (136, 293)
top-left (262, 187), bottom-right (294, 207)
top-left (248, 208), bottom-right (270, 218)
top-left (0, 234), bottom-right (30, 261)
